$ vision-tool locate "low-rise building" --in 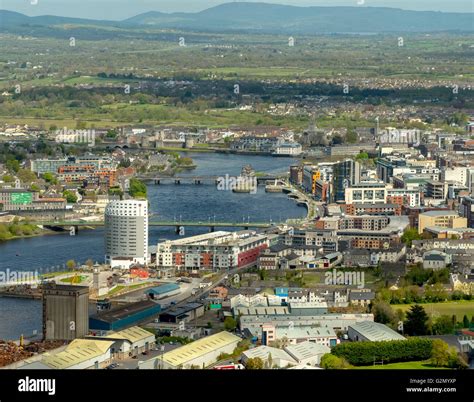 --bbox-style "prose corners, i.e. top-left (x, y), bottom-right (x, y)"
top-left (139, 331), bottom-right (241, 369)
top-left (348, 321), bottom-right (405, 342)
top-left (41, 339), bottom-right (114, 369)
top-left (418, 210), bottom-right (467, 234)
top-left (422, 250), bottom-right (452, 270)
